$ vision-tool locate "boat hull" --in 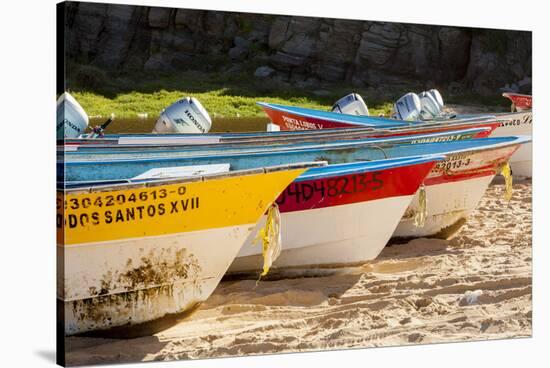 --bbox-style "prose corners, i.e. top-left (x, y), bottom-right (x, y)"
top-left (490, 111), bottom-right (532, 178)
top-left (393, 175), bottom-right (493, 239)
top-left (60, 224), bottom-right (253, 335)
top-left (230, 195), bottom-right (415, 272)
top-left (230, 159), bottom-right (437, 272)
top-left (393, 144), bottom-right (520, 239)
